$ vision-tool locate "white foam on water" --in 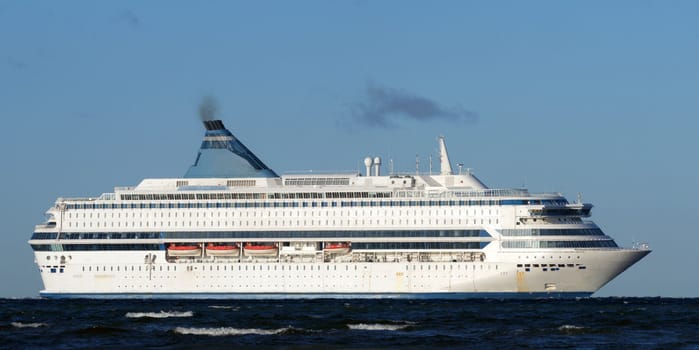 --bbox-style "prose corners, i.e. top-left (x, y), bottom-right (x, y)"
top-left (125, 311), bottom-right (193, 319)
top-left (174, 326), bottom-right (289, 336)
top-left (11, 322), bottom-right (47, 328)
top-left (347, 323), bottom-right (409, 331)
top-left (558, 324), bottom-right (586, 331)
top-left (208, 305), bottom-right (239, 310)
